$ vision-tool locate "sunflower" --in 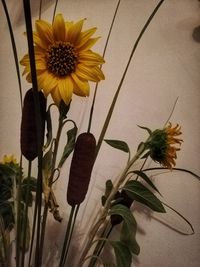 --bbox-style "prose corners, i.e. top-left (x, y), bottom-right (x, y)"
top-left (1, 154), bottom-right (17, 165)
top-left (147, 123), bottom-right (183, 169)
top-left (20, 14), bottom-right (105, 105)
